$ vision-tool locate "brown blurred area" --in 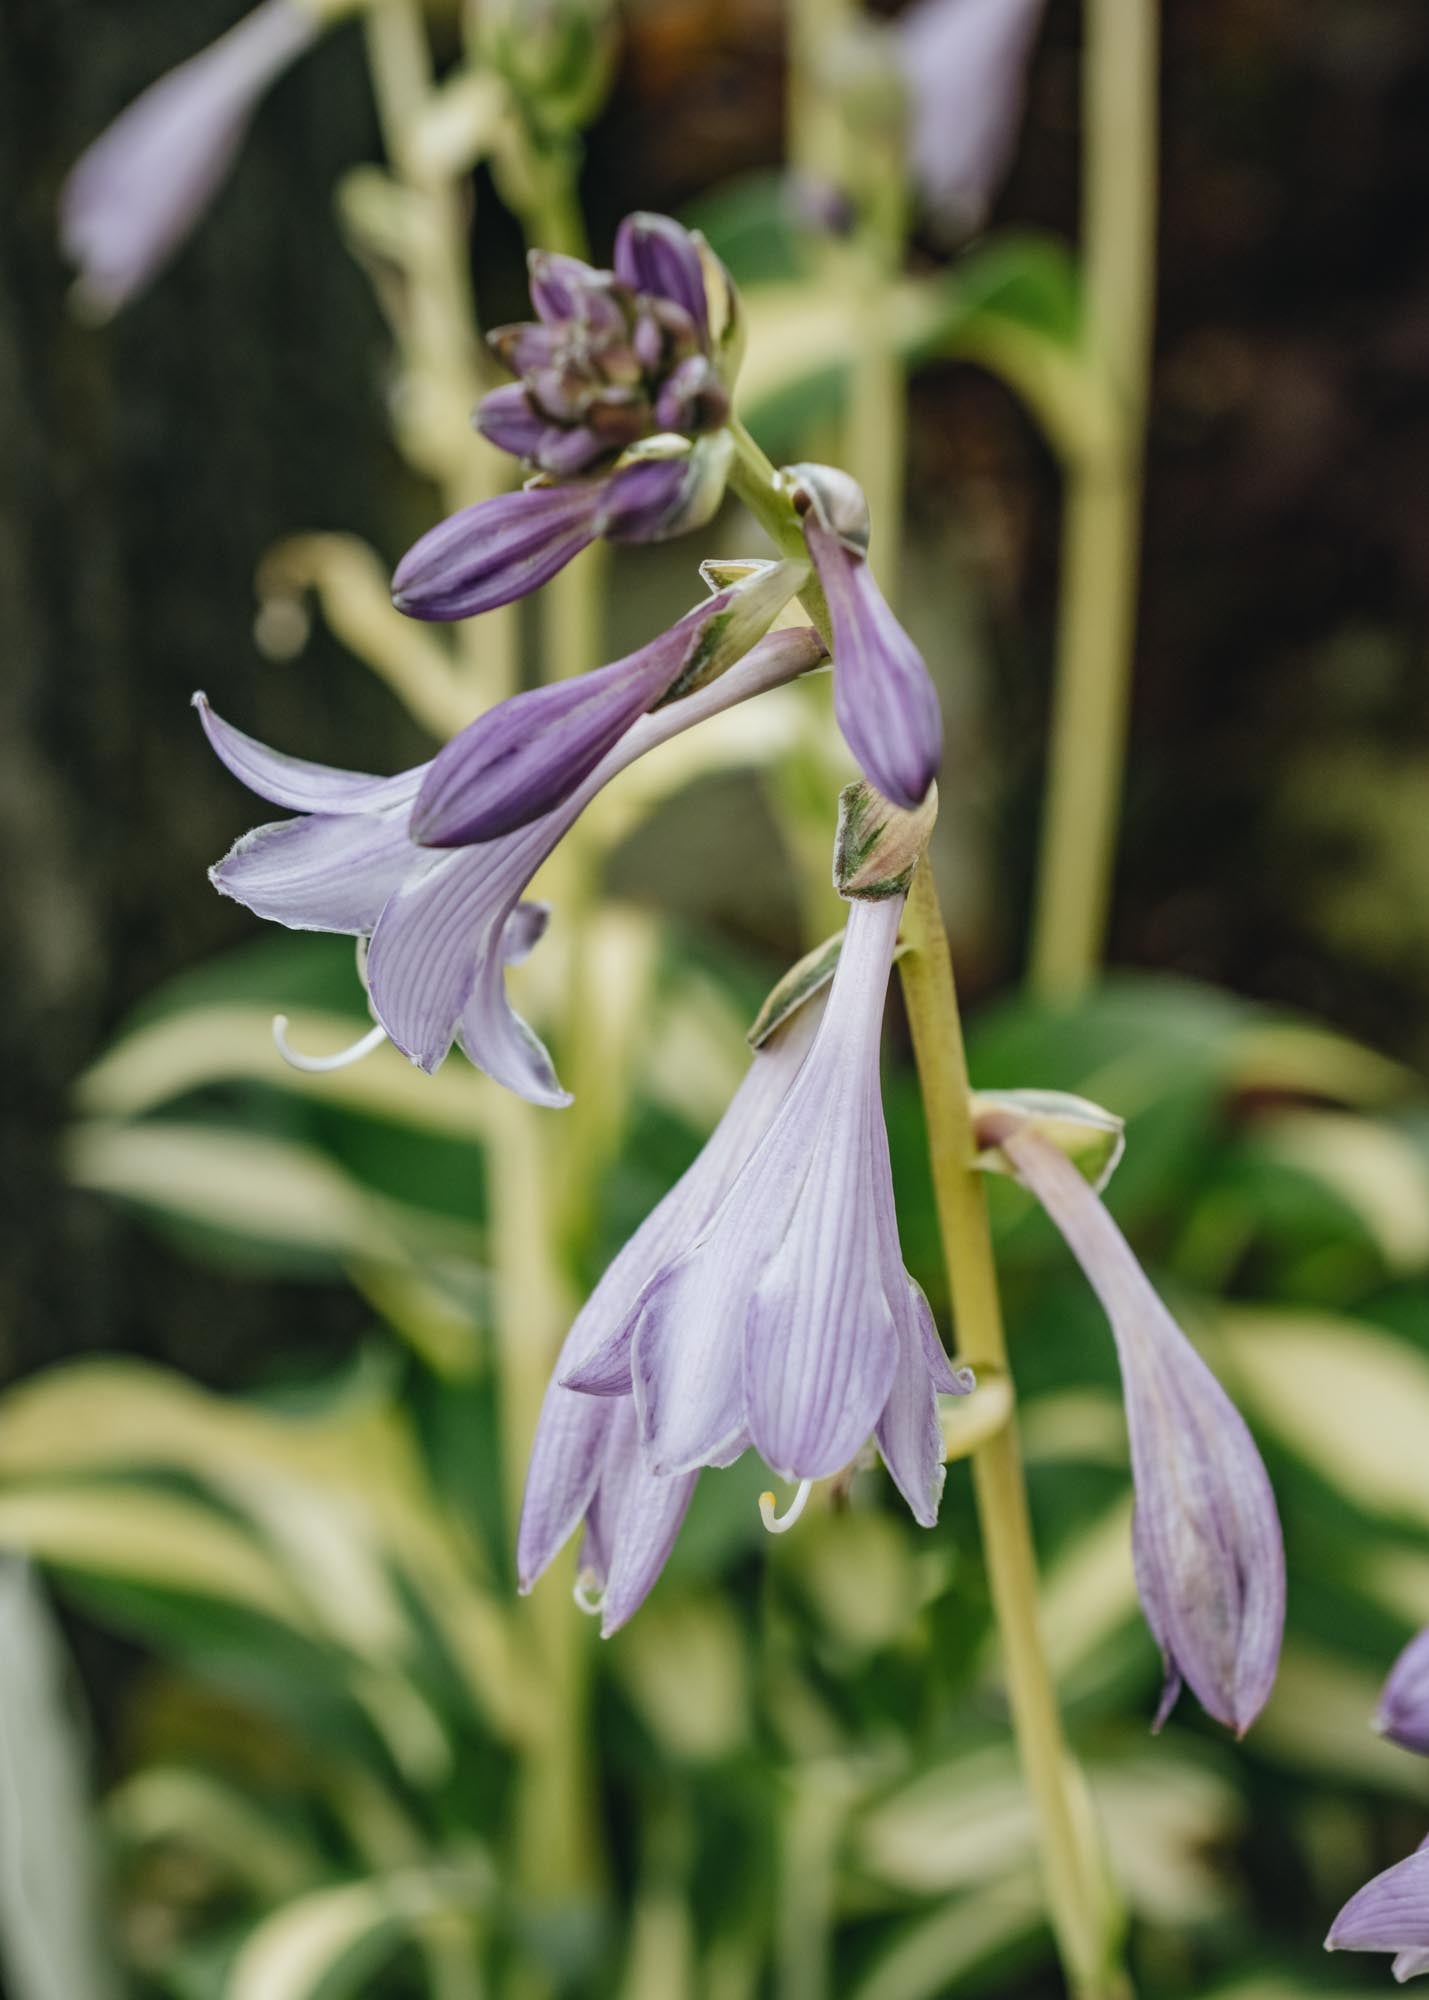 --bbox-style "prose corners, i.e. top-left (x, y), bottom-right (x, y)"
top-left (3, 0), bottom-right (1429, 1381)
